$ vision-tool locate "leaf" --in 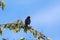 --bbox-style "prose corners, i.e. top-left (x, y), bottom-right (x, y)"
top-left (38, 37), bottom-right (42, 40)
top-left (14, 24), bottom-right (18, 28)
top-left (8, 24), bottom-right (13, 30)
top-left (19, 20), bottom-right (24, 28)
top-left (2, 1), bottom-right (6, 10)
top-left (14, 27), bottom-right (19, 33)
top-left (30, 28), bottom-right (35, 33)
top-left (15, 20), bottom-right (19, 24)
top-left (14, 20), bottom-right (19, 28)
top-left (3, 24), bottom-right (7, 28)
top-left (47, 37), bottom-right (51, 40)
top-left (33, 31), bottom-right (38, 38)
top-left (0, 1), bottom-right (2, 6)
top-left (20, 37), bottom-right (25, 40)
top-left (24, 26), bottom-right (28, 33)
top-left (2, 38), bottom-right (6, 40)
top-left (9, 26), bottom-right (13, 30)
top-left (28, 26), bottom-right (31, 30)
top-left (0, 27), bottom-right (2, 35)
